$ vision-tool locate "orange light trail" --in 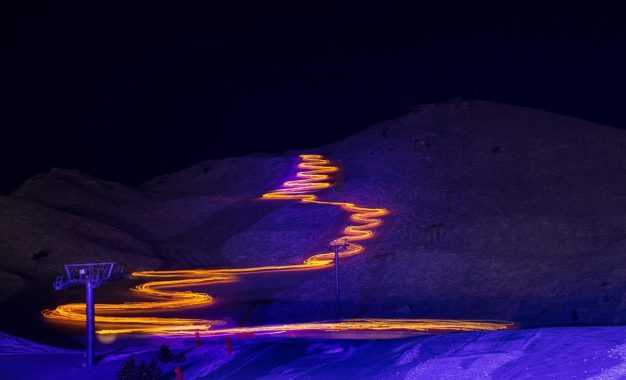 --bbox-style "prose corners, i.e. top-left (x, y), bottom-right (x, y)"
top-left (43, 154), bottom-right (513, 336)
